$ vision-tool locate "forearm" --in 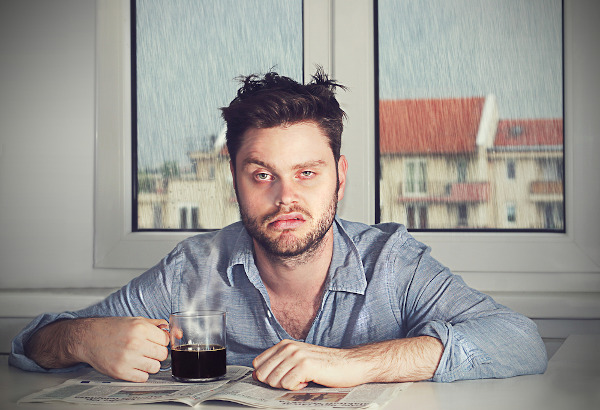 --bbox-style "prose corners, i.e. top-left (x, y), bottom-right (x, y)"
top-left (24, 319), bottom-right (88, 369)
top-left (347, 336), bottom-right (444, 383)
top-left (252, 336), bottom-right (444, 390)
